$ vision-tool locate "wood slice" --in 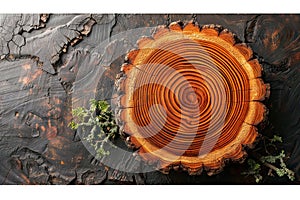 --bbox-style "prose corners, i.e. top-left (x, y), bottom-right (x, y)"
top-left (116, 21), bottom-right (269, 175)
